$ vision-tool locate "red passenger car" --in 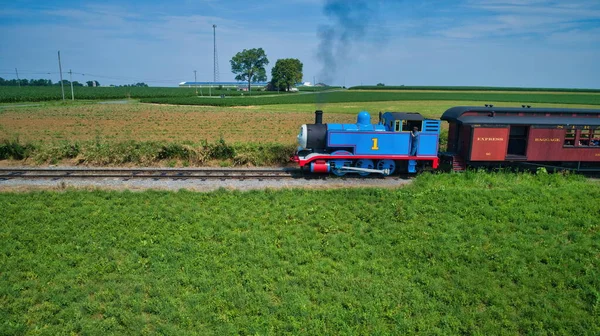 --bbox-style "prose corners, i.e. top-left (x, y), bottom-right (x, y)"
top-left (441, 106), bottom-right (600, 172)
